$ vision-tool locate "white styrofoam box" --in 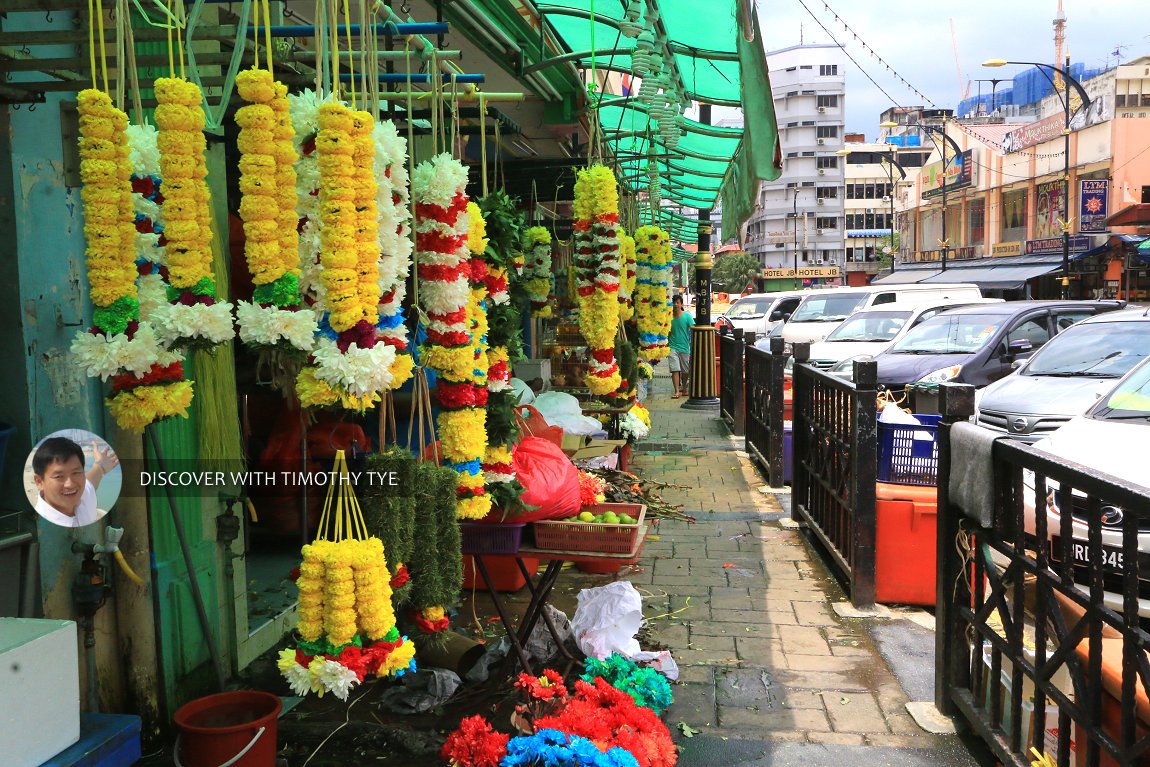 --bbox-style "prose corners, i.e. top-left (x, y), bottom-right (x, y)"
top-left (513, 358), bottom-right (551, 384)
top-left (0, 619), bottom-right (80, 767)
